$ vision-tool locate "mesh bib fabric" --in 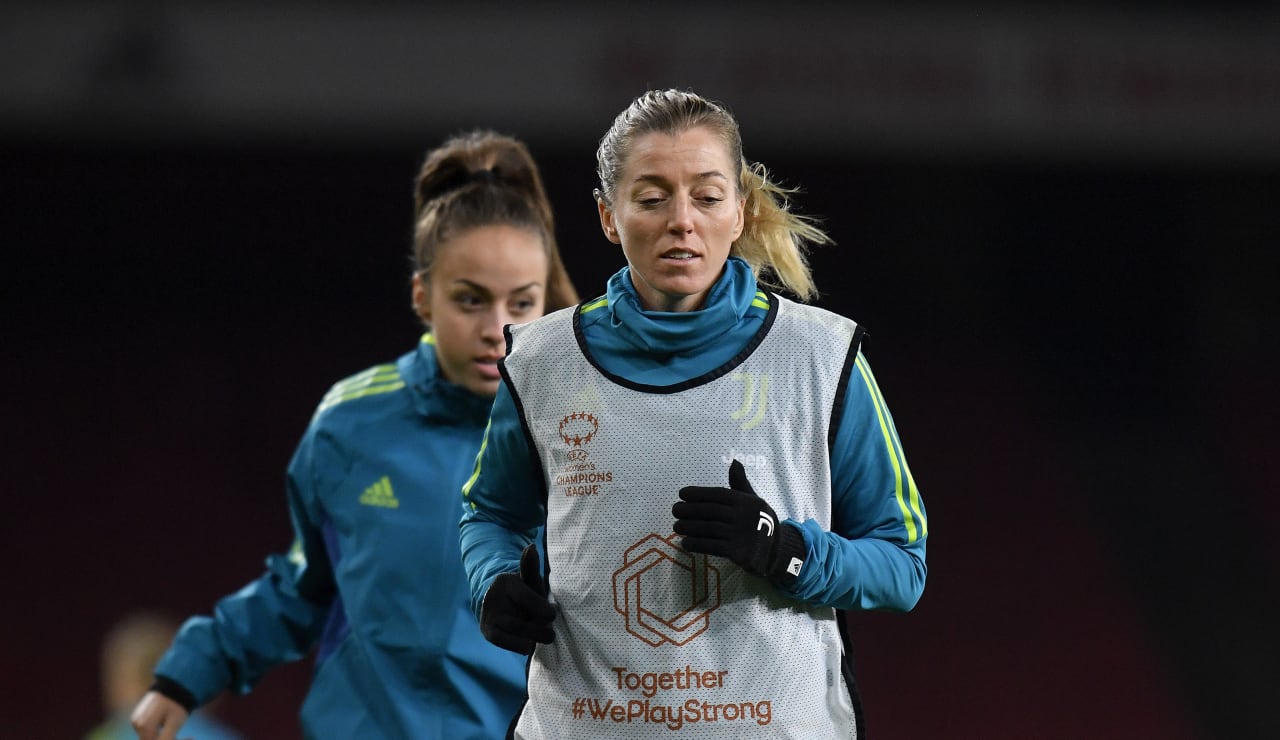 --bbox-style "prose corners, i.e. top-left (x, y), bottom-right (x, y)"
top-left (503, 296), bottom-right (861, 739)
